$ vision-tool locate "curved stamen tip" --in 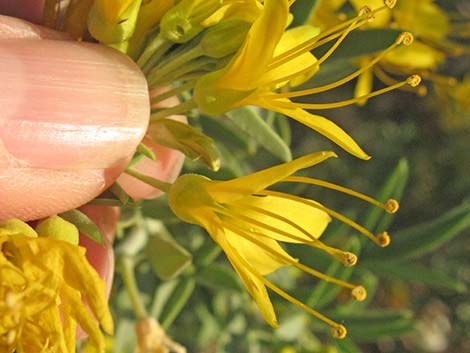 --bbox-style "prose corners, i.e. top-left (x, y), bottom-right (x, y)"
top-left (377, 232), bottom-right (391, 247)
top-left (385, 199), bottom-right (400, 214)
top-left (396, 32), bottom-right (414, 46)
top-left (407, 75), bottom-right (422, 87)
top-left (332, 325), bottom-right (347, 339)
top-left (352, 285), bottom-right (367, 301)
top-left (359, 6), bottom-right (374, 22)
top-left (384, 0), bottom-right (397, 9)
top-left (342, 252), bottom-right (358, 267)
